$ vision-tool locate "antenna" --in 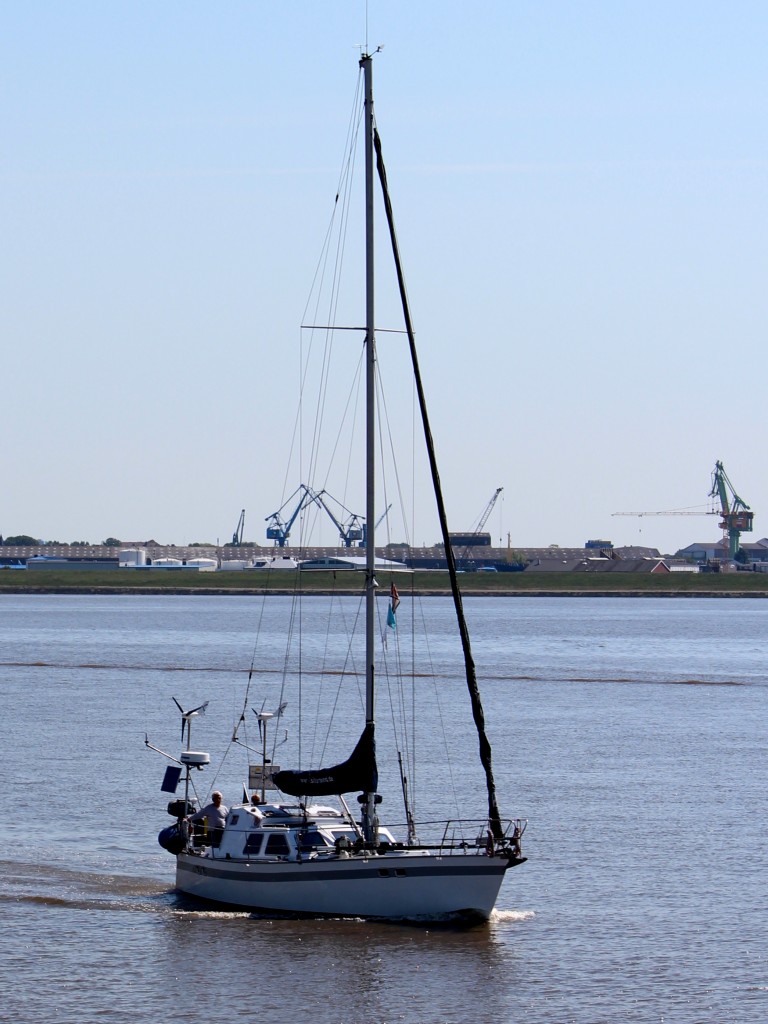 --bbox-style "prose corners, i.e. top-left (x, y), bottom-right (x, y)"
top-left (250, 706), bottom-right (284, 803)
